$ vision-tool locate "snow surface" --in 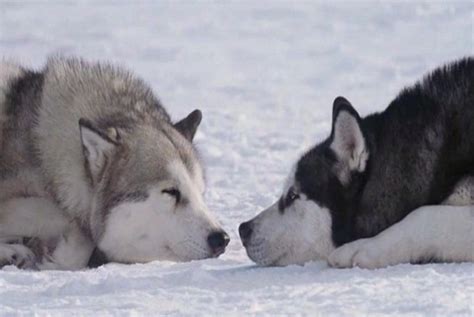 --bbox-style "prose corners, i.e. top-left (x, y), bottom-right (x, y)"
top-left (0, 1), bottom-right (473, 316)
